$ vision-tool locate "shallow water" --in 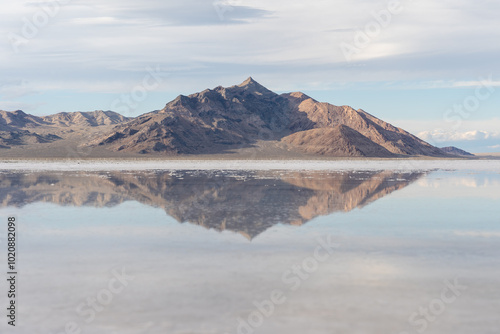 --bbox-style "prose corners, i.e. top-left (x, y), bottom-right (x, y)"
top-left (0, 168), bottom-right (499, 334)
